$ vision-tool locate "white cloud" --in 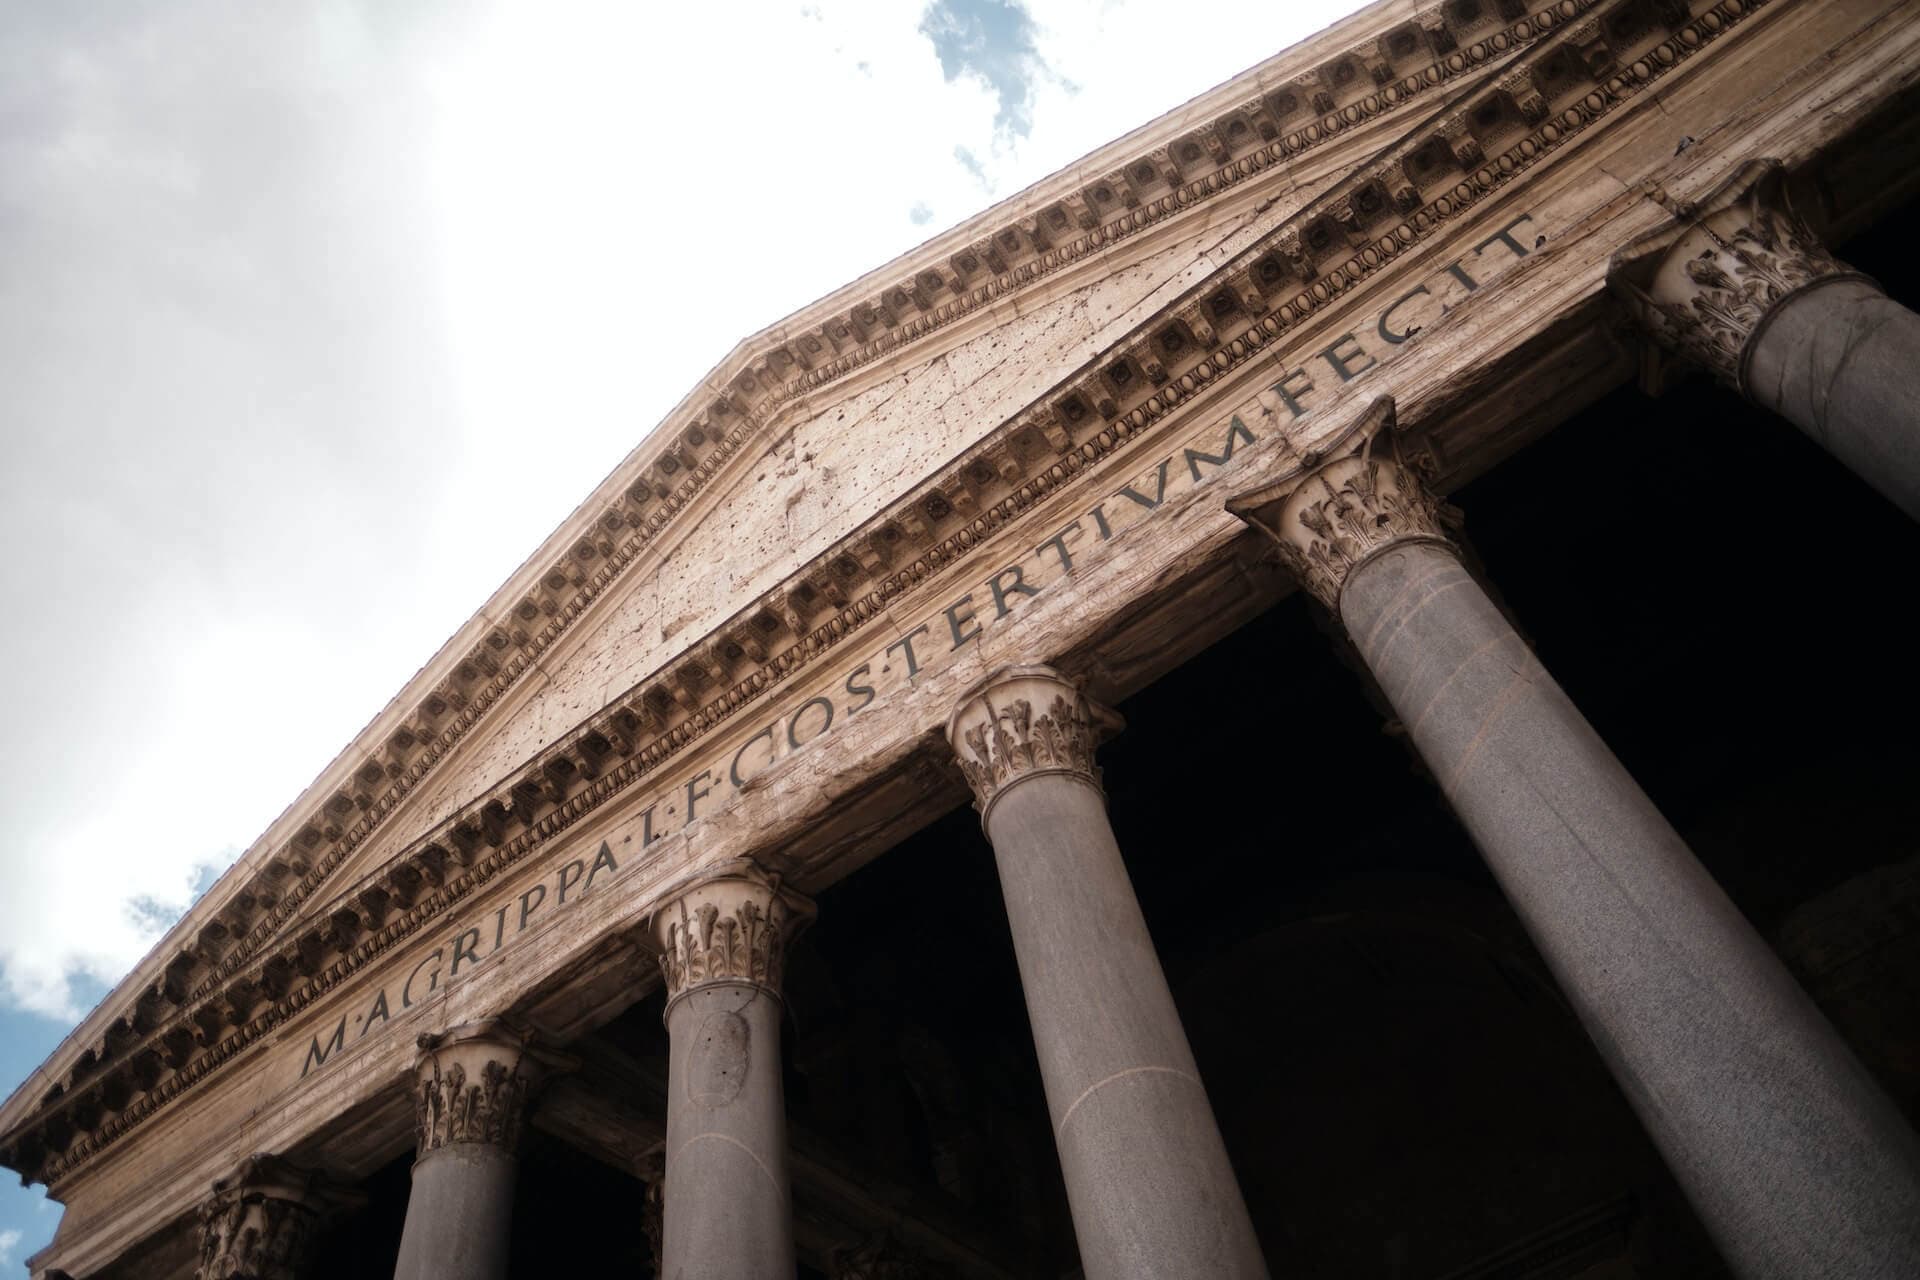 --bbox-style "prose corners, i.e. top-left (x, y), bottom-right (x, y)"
top-left (0, 1227), bottom-right (22, 1265)
top-left (0, 0), bottom-right (1363, 1023)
